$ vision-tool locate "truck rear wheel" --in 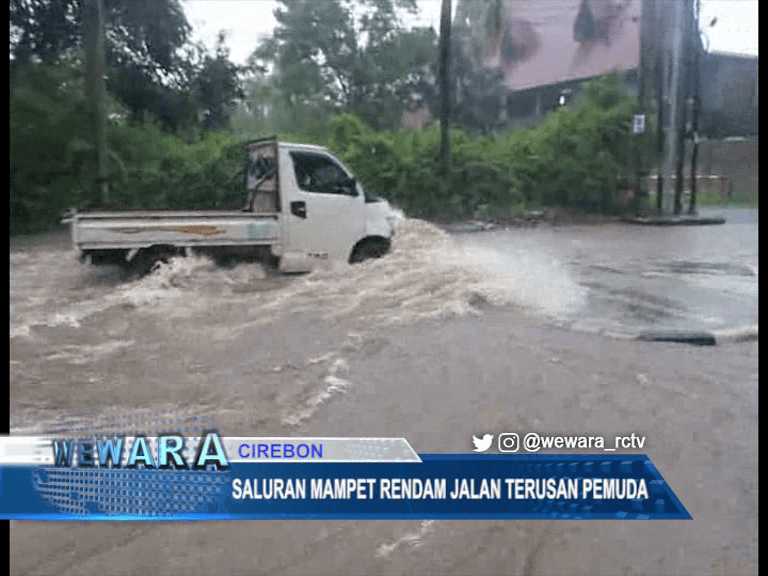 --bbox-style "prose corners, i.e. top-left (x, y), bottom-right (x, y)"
top-left (127, 246), bottom-right (177, 279)
top-left (86, 249), bottom-right (129, 266)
